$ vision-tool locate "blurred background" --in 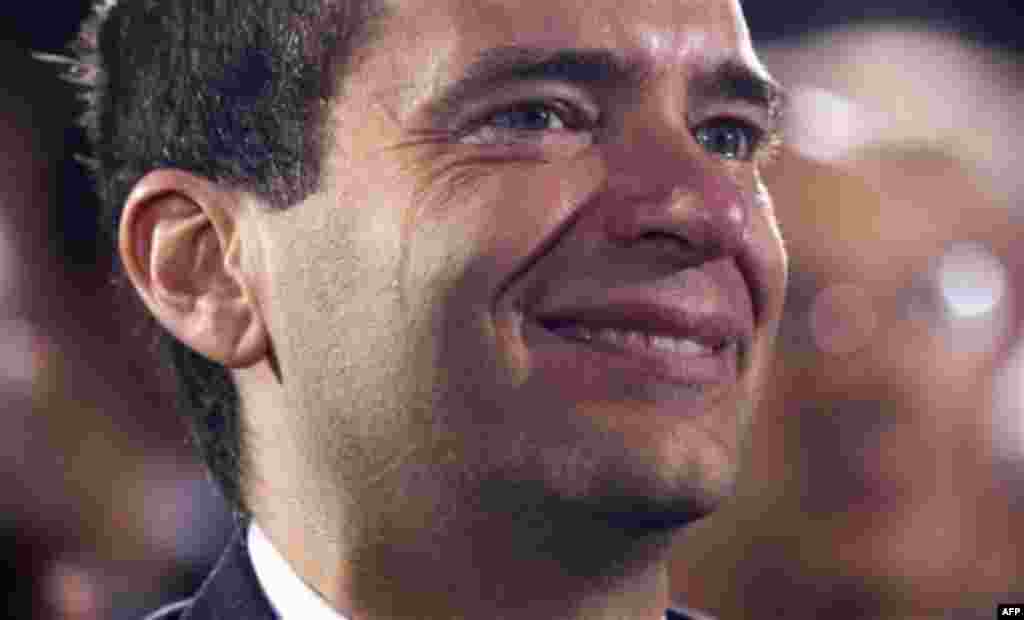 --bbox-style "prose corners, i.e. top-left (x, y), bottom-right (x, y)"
top-left (1, 2), bottom-right (1021, 619)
